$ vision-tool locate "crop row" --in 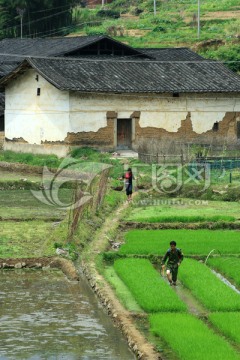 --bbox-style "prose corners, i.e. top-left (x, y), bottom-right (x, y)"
top-left (208, 312), bottom-right (240, 345)
top-left (150, 313), bottom-right (240, 360)
top-left (112, 229), bottom-right (240, 359)
top-left (207, 257), bottom-right (240, 288)
top-left (119, 229), bottom-right (240, 255)
top-left (114, 258), bottom-right (240, 313)
top-left (126, 202), bottom-right (238, 223)
top-left (178, 259), bottom-right (240, 311)
top-left (127, 214), bottom-right (235, 223)
top-left (114, 258), bottom-right (186, 312)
